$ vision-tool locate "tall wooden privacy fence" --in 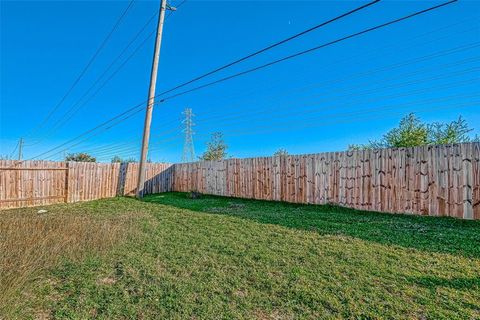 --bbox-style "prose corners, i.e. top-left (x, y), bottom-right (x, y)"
top-left (1, 143), bottom-right (479, 219)
top-left (174, 143), bottom-right (480, 220)
top-left (0, 160), bottom-right (173, 209)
